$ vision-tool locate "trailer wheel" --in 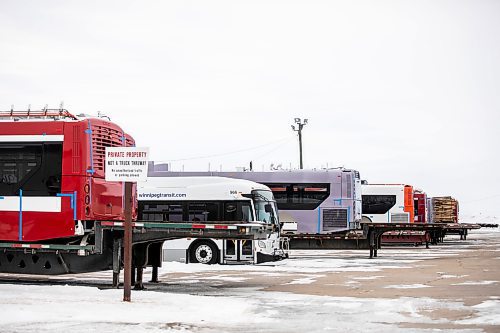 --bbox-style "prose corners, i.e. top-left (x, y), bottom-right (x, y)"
top-left (190, 241), bottom-right (218, 264)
